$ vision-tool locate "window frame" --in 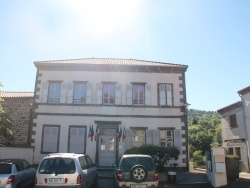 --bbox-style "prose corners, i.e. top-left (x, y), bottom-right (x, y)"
top-left (41, 125), bottom-right (60, 154)
top-left (131, 127), bottom-right (147, 147)
top-left (132, 84), bottom-right (145, 105)
top-left (102, 83), bottom-right (115, 105)
top-left (73, 82), bottom-right (87, 104)
top-left (48, 82), bottom-right (61, 103)
top-left (159, 129), bottom-right (174, 147)
top-left (158, 83), bottom-right (173, 106)
top-left (229, 114), bottom-right (237, 128)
